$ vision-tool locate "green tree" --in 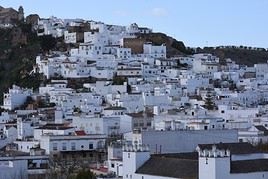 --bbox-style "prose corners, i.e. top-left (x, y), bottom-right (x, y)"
top-left (76, 169), bottom-right (96, 179)
top-left (203, 89), bottom-right (216, 110)
top-left (39, 35), bottom-right (57, 52)
top-left (112, 75), bottom-right (126, 85)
